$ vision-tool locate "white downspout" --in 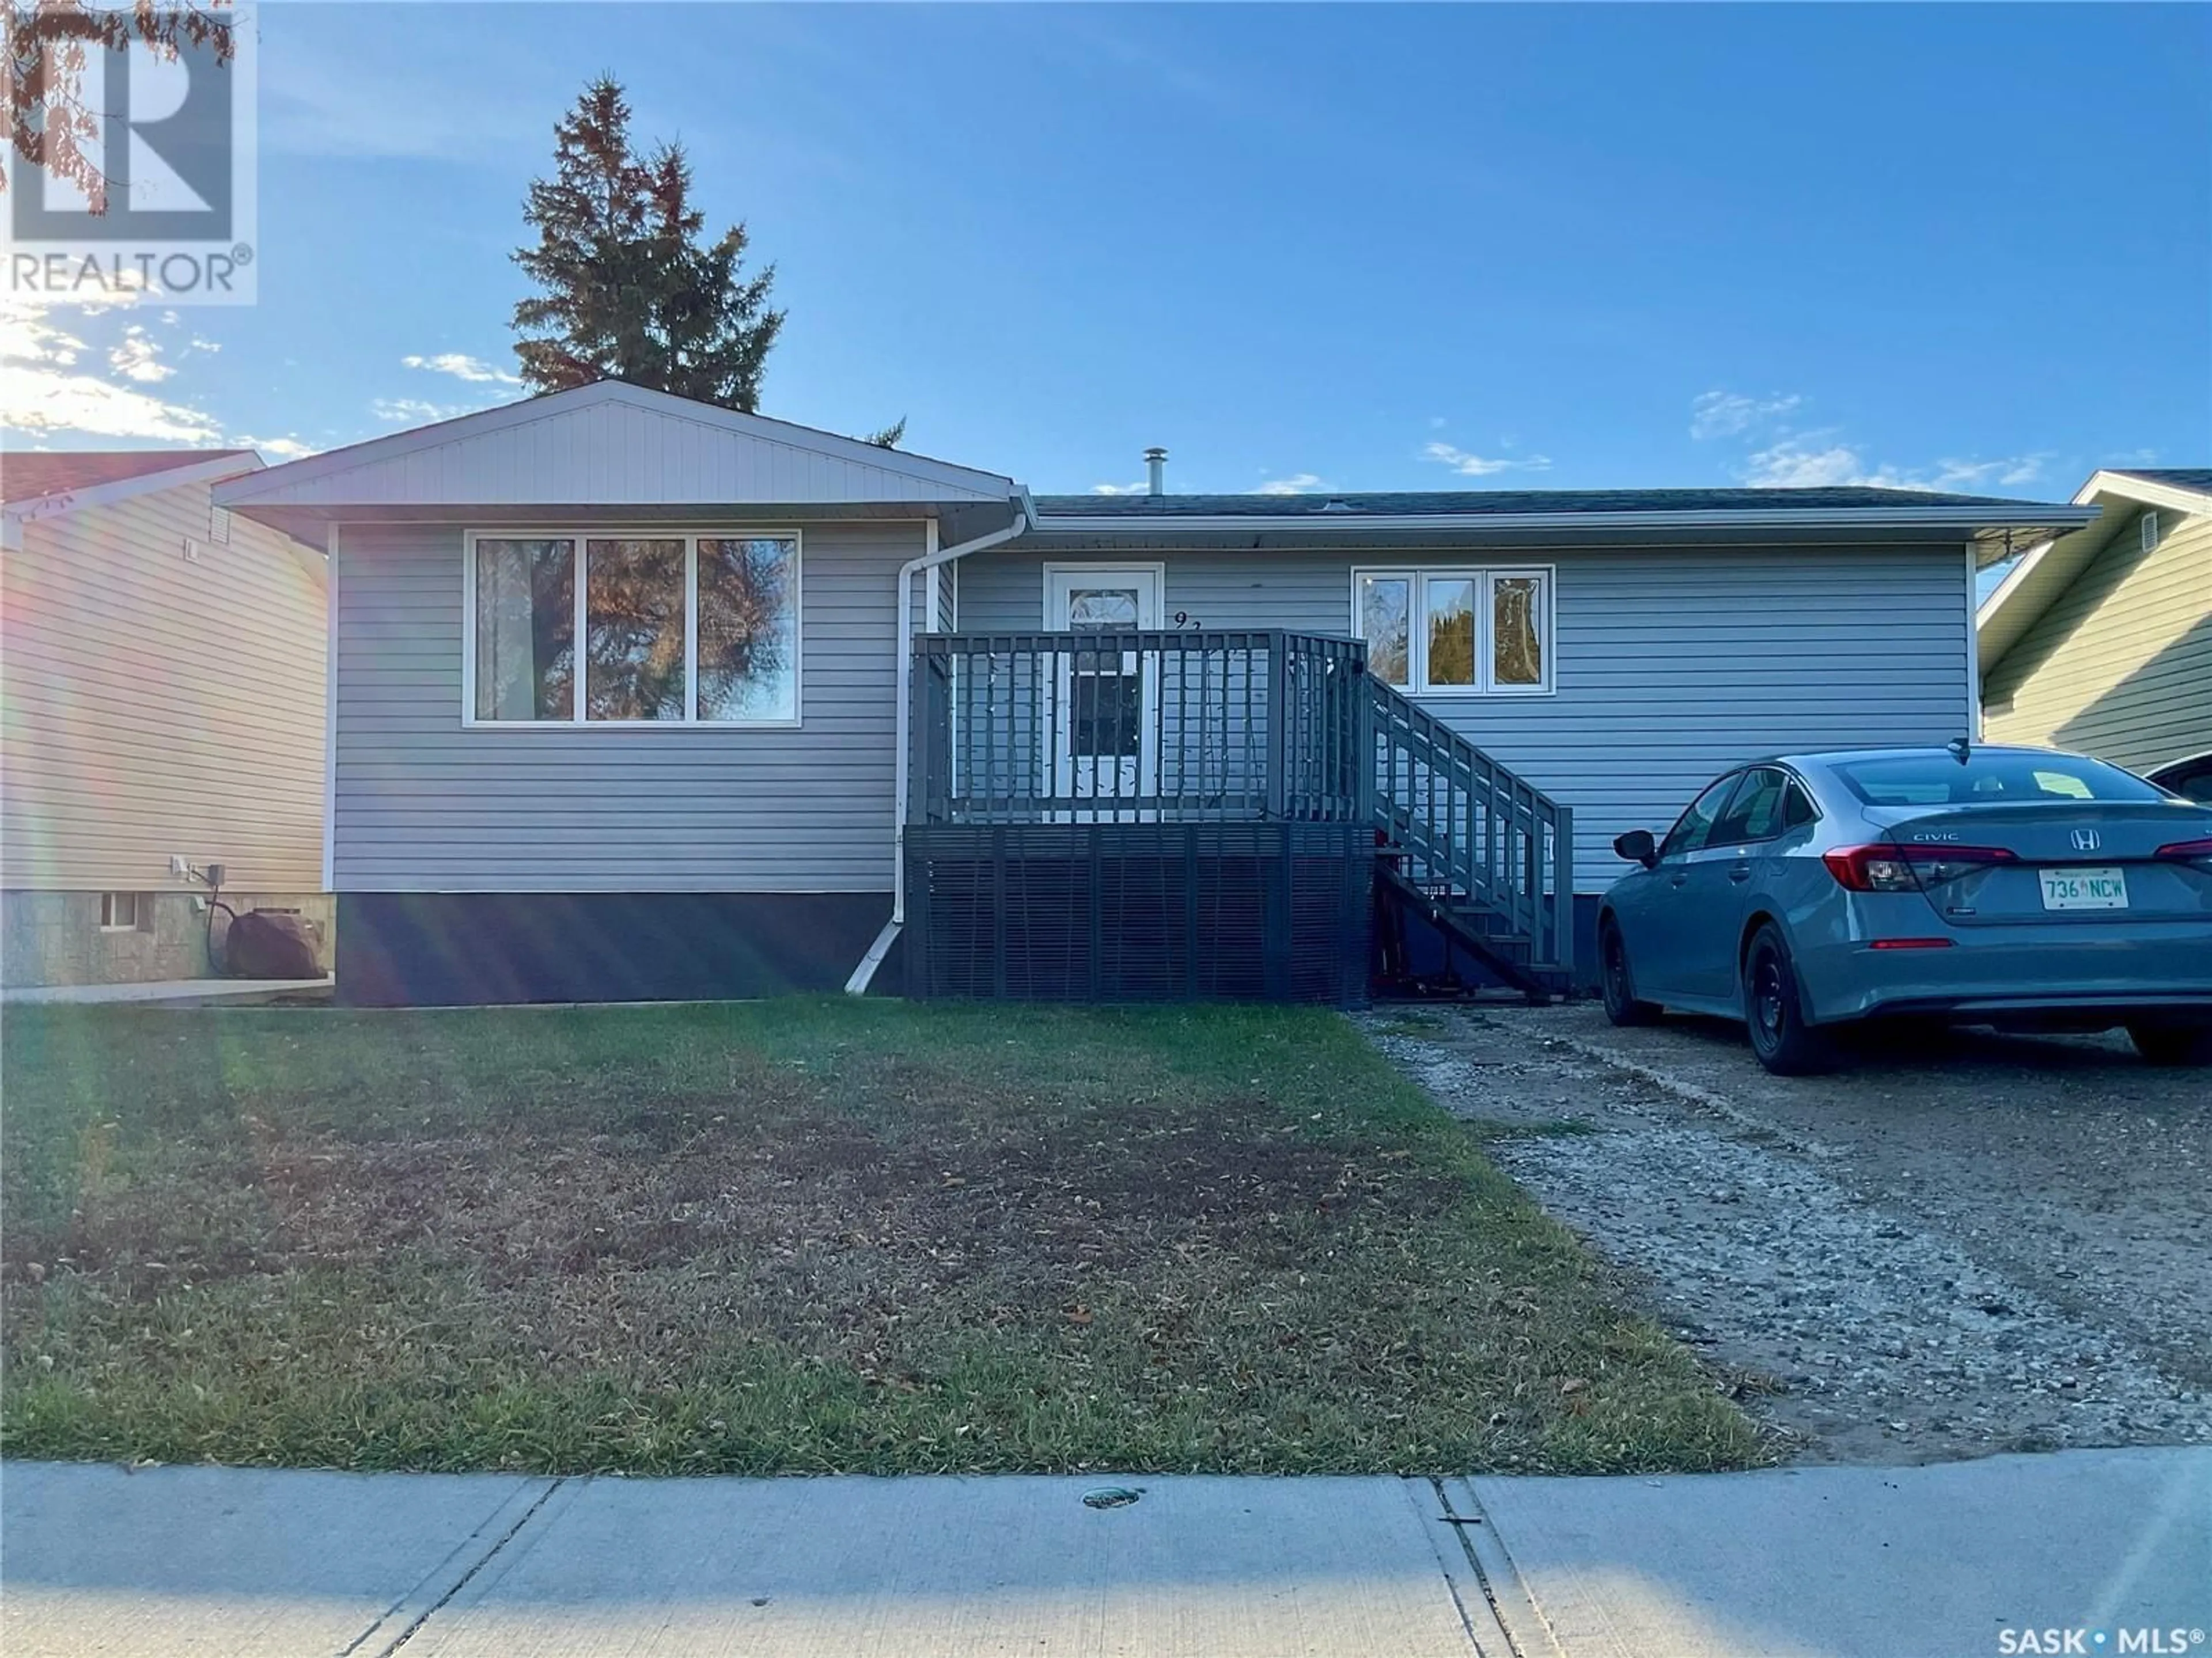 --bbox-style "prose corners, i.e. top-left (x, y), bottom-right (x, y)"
top-left (845, 492), bottom-right (1035, 994)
